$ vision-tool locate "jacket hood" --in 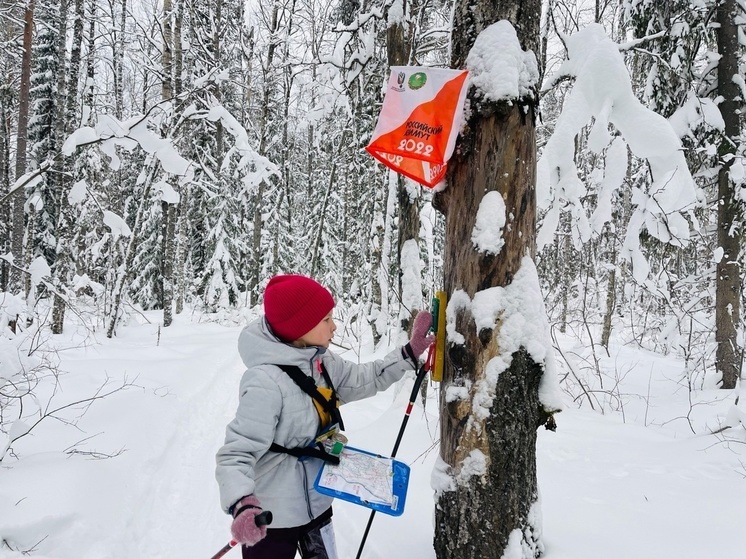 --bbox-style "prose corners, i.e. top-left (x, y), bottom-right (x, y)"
top-left (237, 317), bottom-right (323, 371)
